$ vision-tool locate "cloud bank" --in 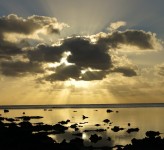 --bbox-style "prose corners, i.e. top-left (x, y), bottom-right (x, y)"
top-left (0, 14), bottom-right (162, 82)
